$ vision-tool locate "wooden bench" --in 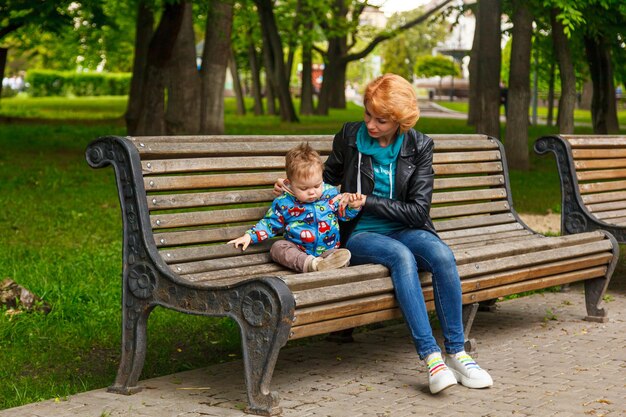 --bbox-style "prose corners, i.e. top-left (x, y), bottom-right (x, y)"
top-left (535, 134), bottom-right (626, 242)
top-left (86, 134), bottom-right (618, 416)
